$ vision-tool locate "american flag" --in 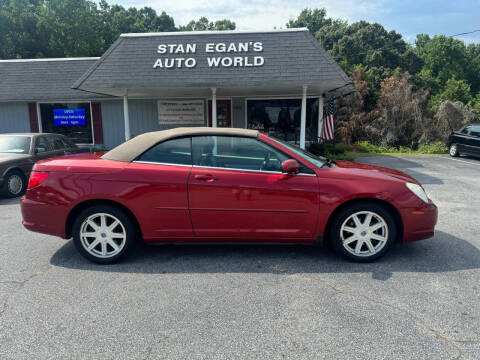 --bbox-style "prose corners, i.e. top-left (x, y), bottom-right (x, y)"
top-left (321, 98), bottom-right (335, 140)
